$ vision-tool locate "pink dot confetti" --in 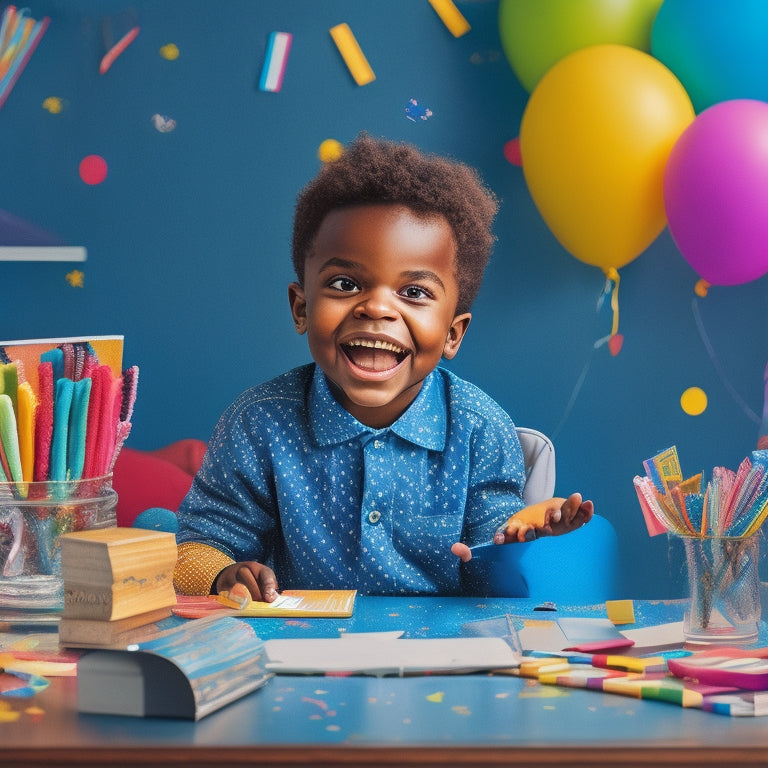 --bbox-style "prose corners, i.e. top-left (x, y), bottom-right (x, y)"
top-left (79, 155), bottom-right (108, 185)
top-left (503, 138), bottom-right (522, 166)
